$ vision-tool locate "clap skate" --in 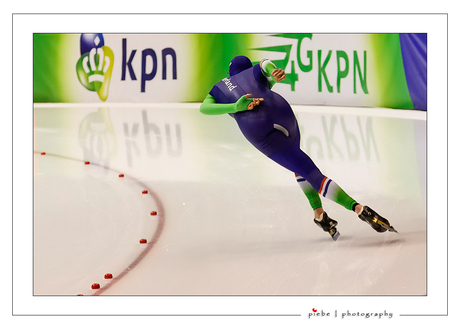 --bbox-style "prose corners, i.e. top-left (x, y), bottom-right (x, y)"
top-left (314, 212), bottom-right (340, 241)
top-left (358, 206), bottom-right (398, 233)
